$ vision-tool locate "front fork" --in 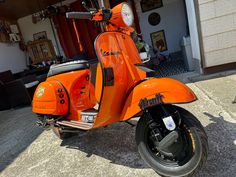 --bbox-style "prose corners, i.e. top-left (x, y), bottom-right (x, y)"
top-left (144, 105), bottom-right (181, 150)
